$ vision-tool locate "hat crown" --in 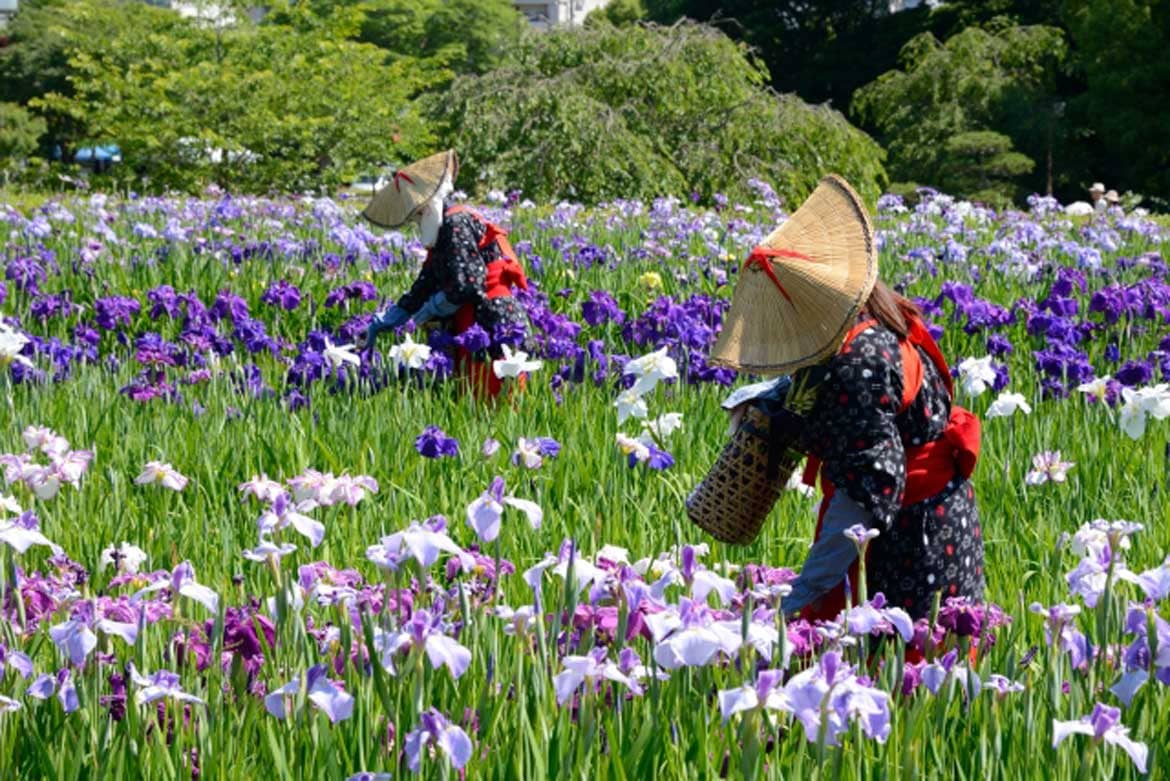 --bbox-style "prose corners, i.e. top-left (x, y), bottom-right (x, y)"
top-left (362, 150), bottom-right (458, 228)
top-left (709, 175), bottom-right (878, 375)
